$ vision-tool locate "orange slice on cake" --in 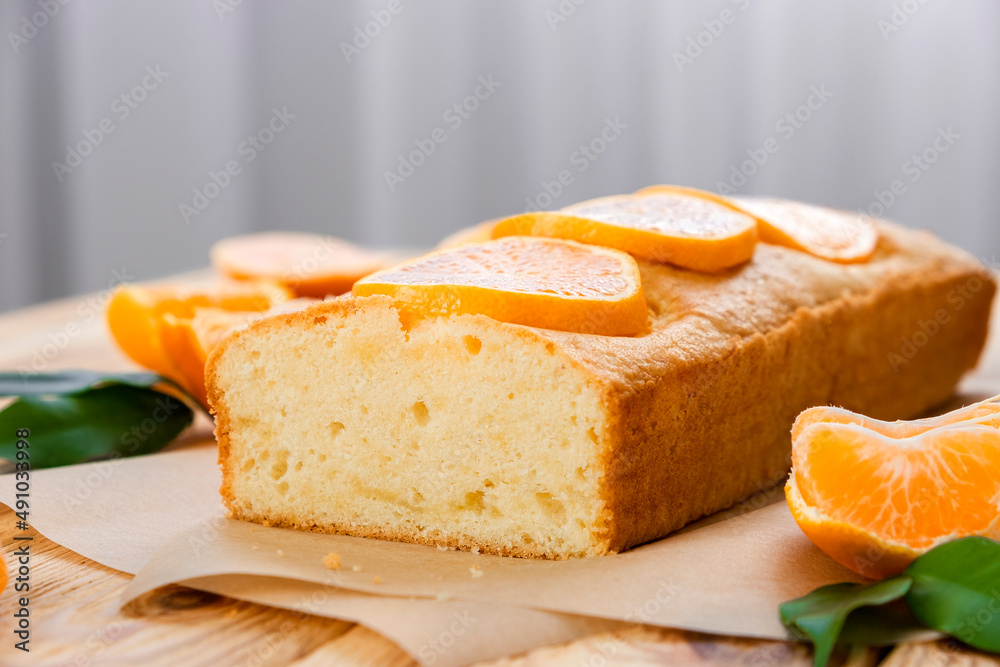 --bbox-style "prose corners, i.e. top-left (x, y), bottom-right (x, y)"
top-left (786, 397), bottom-right (1000, 579)
top-left (730, 197), bottom-right (878, 263)
top-left (353, 236), bottom-right (648, 336)
top-left (493, 186), bottom-right (758, 272)
top-left (212, 232), bottom-right (393, 297)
